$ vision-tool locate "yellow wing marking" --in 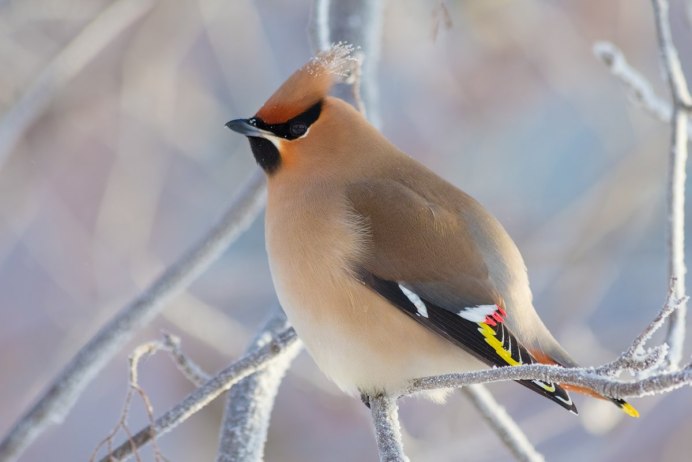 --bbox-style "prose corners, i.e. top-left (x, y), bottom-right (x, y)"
top-left (478, 322), bottom-right (520, 366)
top-left (478, 323), bottom-right (559, 392)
